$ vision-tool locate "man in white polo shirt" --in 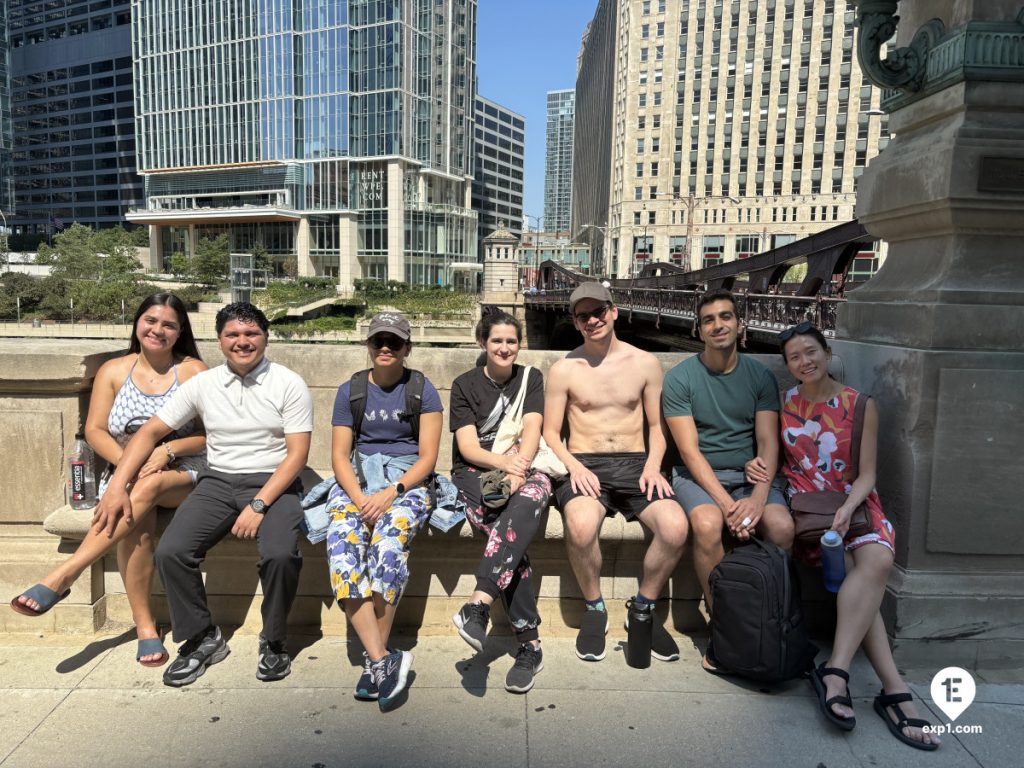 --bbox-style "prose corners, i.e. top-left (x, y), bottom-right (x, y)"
top-left (94, 303), bottom-right (313, 687)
